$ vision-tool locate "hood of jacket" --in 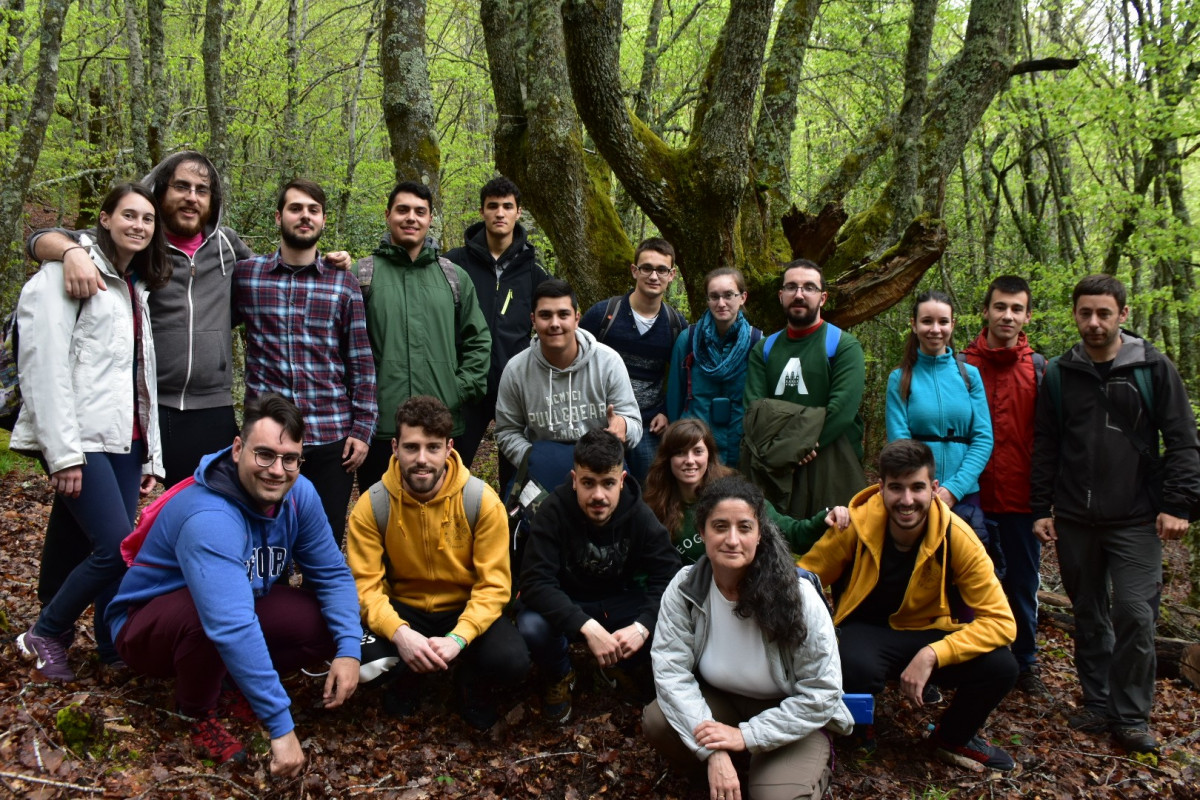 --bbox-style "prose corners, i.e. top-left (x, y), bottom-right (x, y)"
top-left (142, 152), bottom-right (227, 241)
top-left (195, 446), bottom-right (287, 524)
top-left (962, 328), bottom-right (1034, 366)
